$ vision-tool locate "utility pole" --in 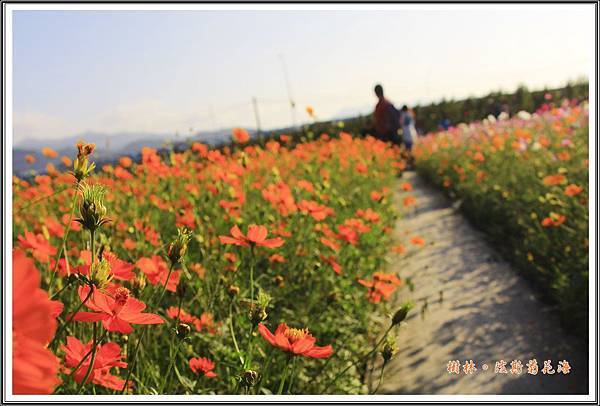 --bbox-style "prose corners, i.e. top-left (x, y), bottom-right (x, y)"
top-left (278, 53), bottom-right (297, 130)
top-left (252, 96), bottom-right (262, 136)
